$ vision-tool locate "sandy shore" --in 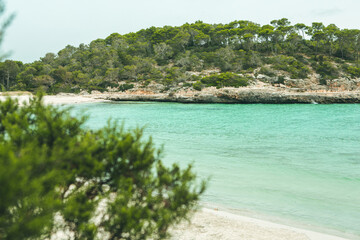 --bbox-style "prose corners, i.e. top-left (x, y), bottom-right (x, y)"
top-left (171, 208), bottom-right (350, 240)
top-left (0, 93), bottom-right (354, 240)
top-left (0, 93), bottom-right (108, 105)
